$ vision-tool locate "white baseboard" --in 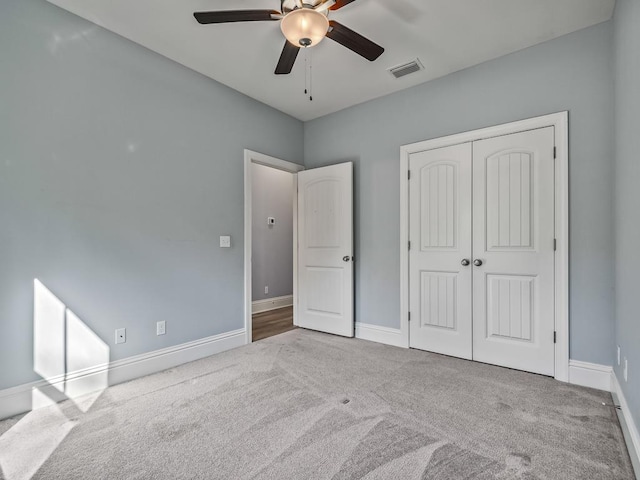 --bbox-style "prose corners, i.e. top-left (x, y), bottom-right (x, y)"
top-left (611, 372), bottom-right (640, 478)
top-left (355, 322), bottom-right (405, 348)
top-left (568, 360), bottom-right (613, 391)
top-left (0, 328), bottom-right (246, 421)
top-left (252, 295), bottom-right (293, 314)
